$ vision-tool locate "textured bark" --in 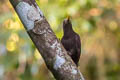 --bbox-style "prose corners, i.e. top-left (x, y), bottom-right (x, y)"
top-left (9, 0), bottom-right (85, 80)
